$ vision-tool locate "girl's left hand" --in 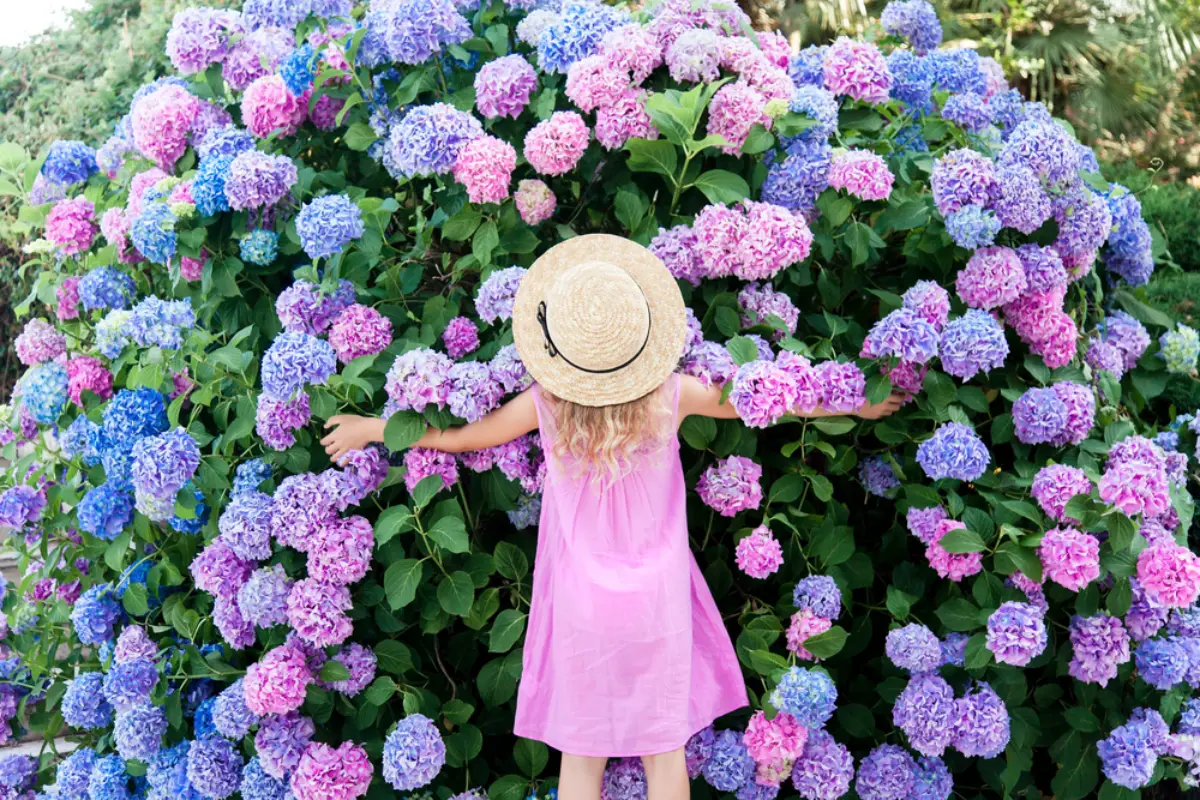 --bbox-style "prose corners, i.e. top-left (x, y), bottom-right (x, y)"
top-left (321, 415), bottom-right (382, 464)
top-left (855, 393), bottom-right (908, 420)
